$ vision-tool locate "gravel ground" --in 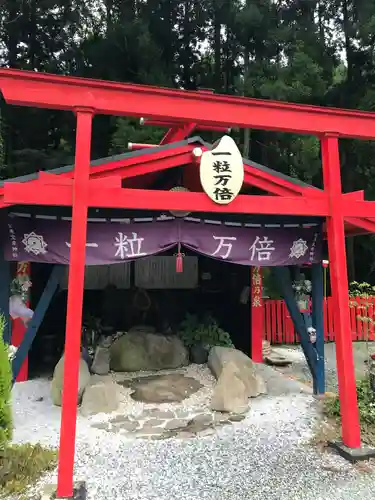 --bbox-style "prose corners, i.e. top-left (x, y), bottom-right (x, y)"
top-left (272, 342), bottom-right (375, 392)
top-left (9, 363), bottom-right (375, 500)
